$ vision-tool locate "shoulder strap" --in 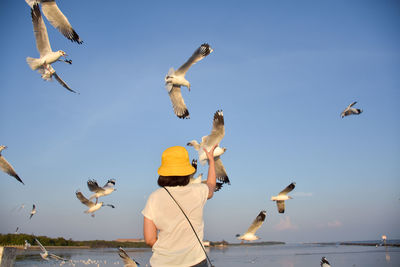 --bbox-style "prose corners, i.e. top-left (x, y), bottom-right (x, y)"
top-left (163, 187), bottom-right (214, 267)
